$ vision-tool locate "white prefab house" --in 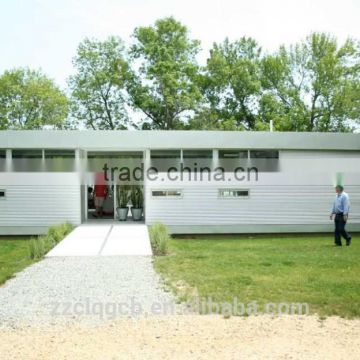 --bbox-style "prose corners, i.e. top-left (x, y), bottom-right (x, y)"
top-left (0, 130), bottom-right (359, 235)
